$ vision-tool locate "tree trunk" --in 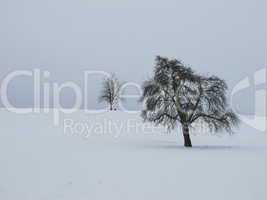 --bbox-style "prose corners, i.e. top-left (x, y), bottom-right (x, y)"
top-left (182, 124), bottom-right (192, 147)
